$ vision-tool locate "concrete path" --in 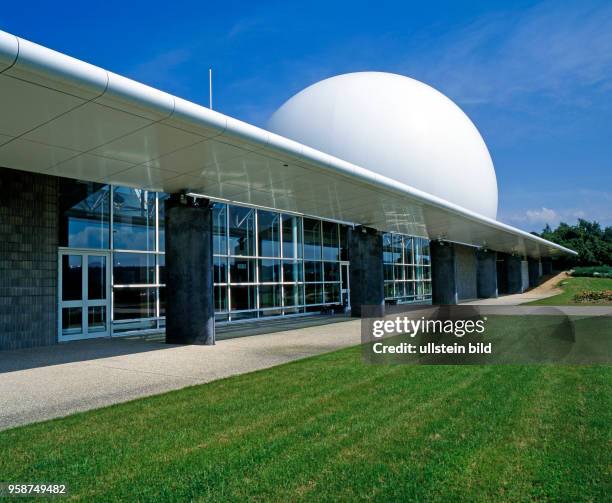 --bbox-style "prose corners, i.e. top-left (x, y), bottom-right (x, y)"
top-left (0, 317), bottom-right (360, 431)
